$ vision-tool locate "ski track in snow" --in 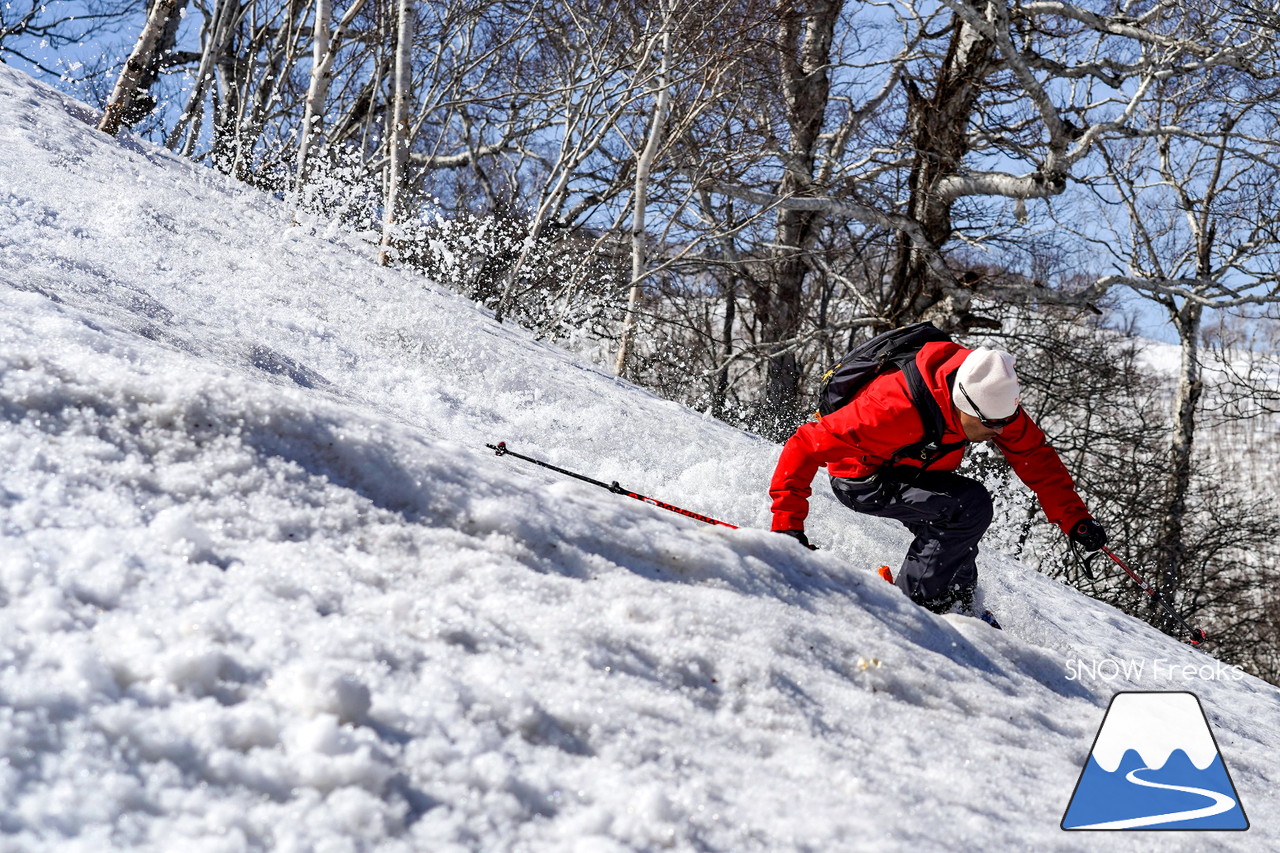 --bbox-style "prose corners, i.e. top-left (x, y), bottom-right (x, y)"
top-left (1, 63), bottom-right (1278, 852)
